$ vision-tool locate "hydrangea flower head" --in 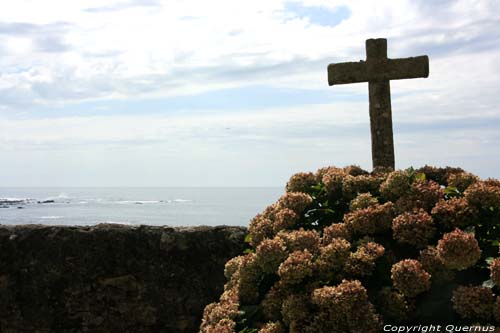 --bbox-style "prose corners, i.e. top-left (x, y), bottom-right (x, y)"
top-left (286, 172), bottom-right (317, 193)
top-left (452, 286), bottom-right (494, 320)
top-left (278, 250), bottom-right (314, 285)
top-left (437, 229), bottom-right (481, 270)
top-left (391, 259), bottom-right (431, 297)
top-left (392, 209), bottom-right (436, 247)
